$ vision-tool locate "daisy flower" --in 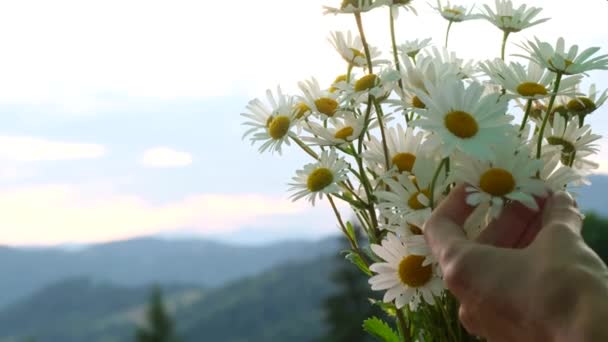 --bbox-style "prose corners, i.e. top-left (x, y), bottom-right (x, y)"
top-left (540, 153), bottom-right (587, 192)
top-left (453, 144), bottom-right (546, 219)
top-left (363, 124), bottom-right (424, 173)
top-left (571, 151), bottom-right (600, 175)
top-left (386, 0), bottom-right (417, 19)
top-left (302, 113), bottom-right (365, 146)
top-left (479, 0), bottom-right (549, 33)
top-left (432, 0), bottom-right (476, 22)
top-left (328, 74), bottom-right (350, 93)
top-left (517, 37), bottom-right (608, 75)
top-left (324, 0), bottom-right (388, 15)
top-left (390, 52), bottom-right (462, 111)
top-left (241, 86), bottom-right (297, 154)
top-left (375, 155), bottom-right (447, 228)
top-left (566, 83), bottom-right (608, 119)
top-left (289, 149), bottom-right (349, 205)
top-left (544, 115), bottom-right (601, 167)
top-left (363, 124), bottom-right (425, 174)
top-left (391, 87), bottom-right (426, 114)
top-left (412, 77), bottom-right (514, 159)
top-left (422, 47), bottom-right (477, 79)
top-left (480, 59), bottom-right (581, 100)
top-left (398, 38), bottom-right (432, 59)
top-left (328, 31), bottom-right (386, 69)
top-left (336, 68), bottom-right (401, 104)
top-left (369, 233), bottom-right (443, 310)
top-left (298, 78), bottom-right (343, 119)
